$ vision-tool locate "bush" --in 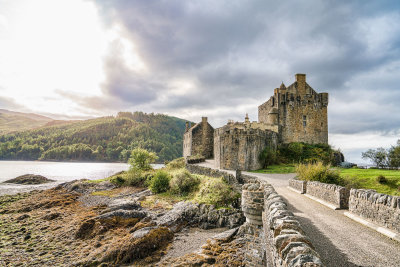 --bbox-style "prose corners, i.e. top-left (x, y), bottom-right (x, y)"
top-left (259, 147), bottom-right (278, 168)
top-left (110, 169), bottom-right (148, 187)
top-left (376, 175), bottom-right (387, 184)
top-left (170, 169), bottom-right (200, 196)
top-left (129, 148), bottom-right (158, 171)
top-left (149, 170), bottom-right (171, 193)
top-left (296, 162), bottom-right (341, 184)
top-left (195, 178), bottom-right (240, 207)
top-left (166, 157), bottom-right (186, 170)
